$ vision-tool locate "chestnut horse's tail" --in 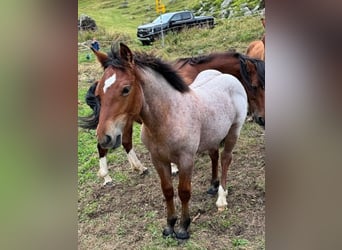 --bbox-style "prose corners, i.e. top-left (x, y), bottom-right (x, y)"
top-left (78, 81), bottom-right (101, 130)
